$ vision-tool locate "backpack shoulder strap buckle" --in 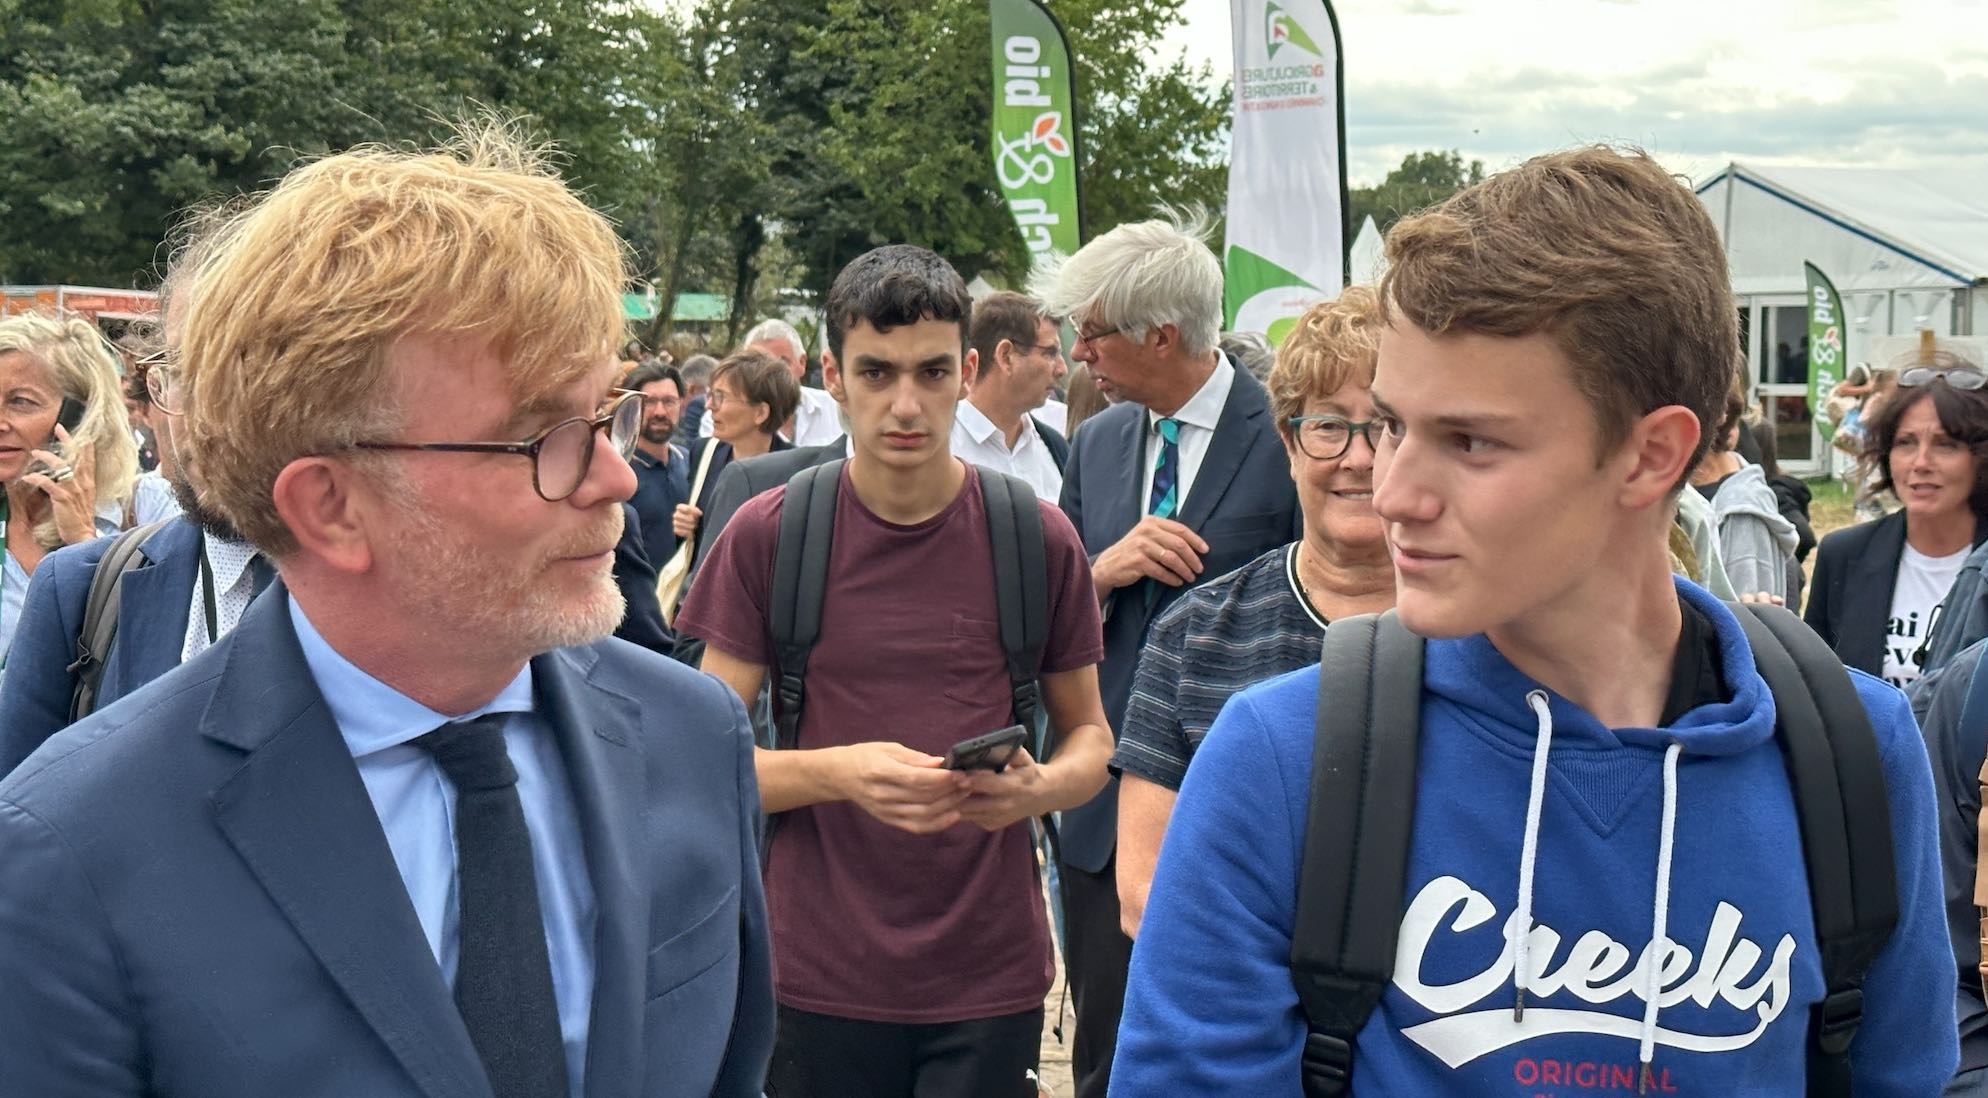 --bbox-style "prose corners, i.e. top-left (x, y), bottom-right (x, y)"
top-left (1299, 1032), bottom-right (1354, 1095)
top-left (1812, 987), bottom-right (1863, 1055)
